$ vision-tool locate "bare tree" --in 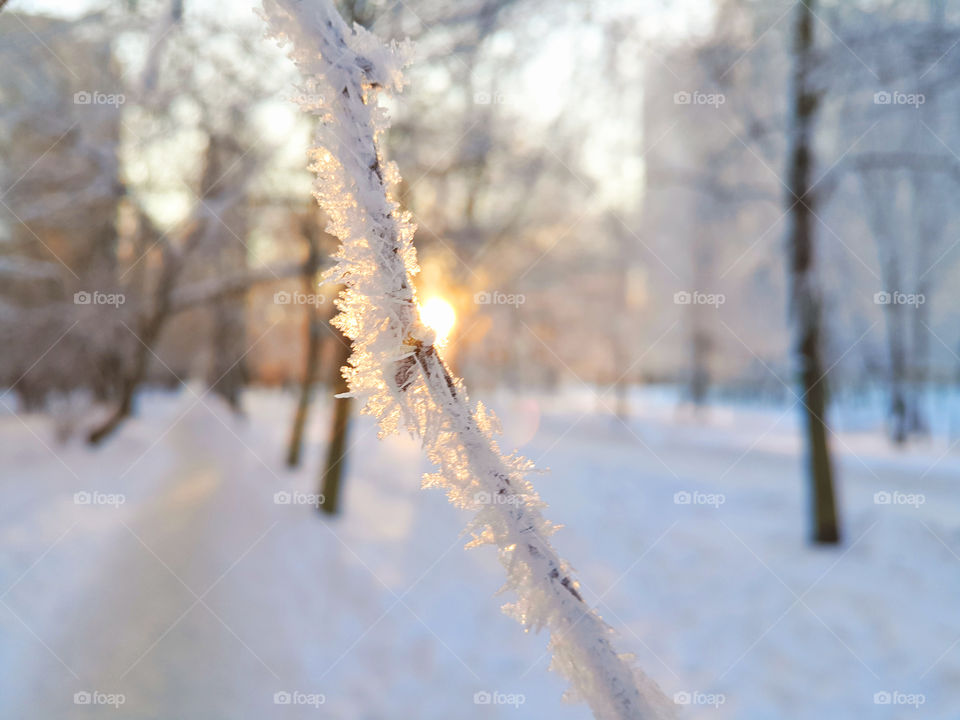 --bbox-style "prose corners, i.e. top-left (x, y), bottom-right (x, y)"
top-left (286, 209), bottom-right (331, 467)
top-left (203, 132), bottom-right (252, 412)
top-left (784, 0), bottom-right (840, 544)
top-left (318, 325), bottom-right (352, 514)
top-left (858, 170), bottom-right (910, 443)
